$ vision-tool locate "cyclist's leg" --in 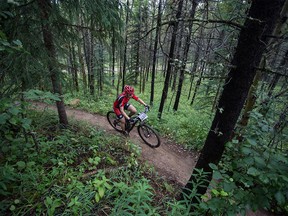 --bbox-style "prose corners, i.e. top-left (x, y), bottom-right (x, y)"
top-left (125, 103), bottom-right (137, 117)
top-left (119, 117), bottom-right (126, 132)
top-left (114, 108), bottom-right (126, 131)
